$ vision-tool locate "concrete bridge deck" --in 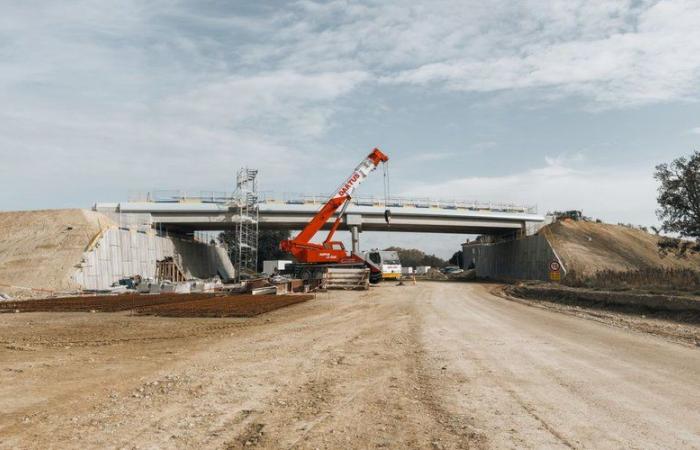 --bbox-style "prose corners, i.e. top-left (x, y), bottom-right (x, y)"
top-left (96, 195), bottom-right (544, 236)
